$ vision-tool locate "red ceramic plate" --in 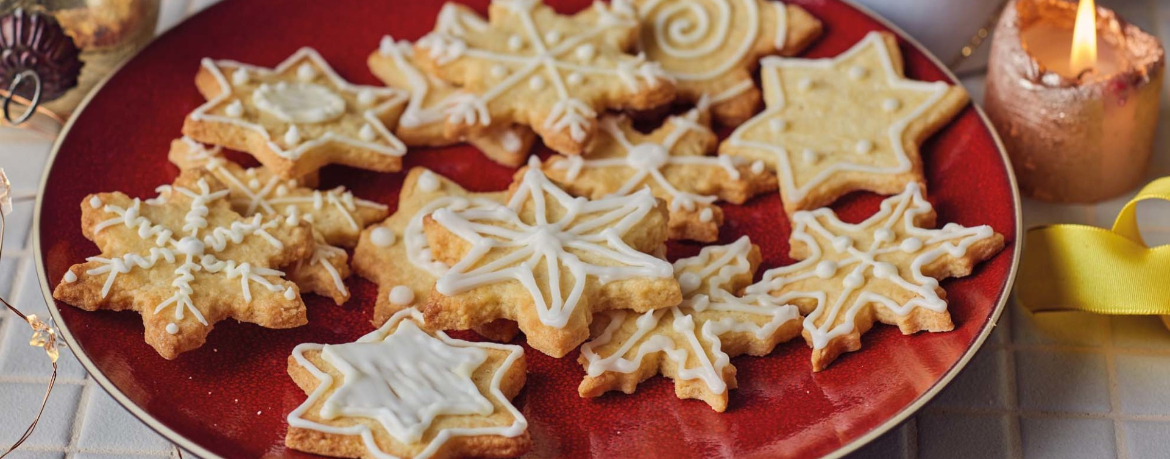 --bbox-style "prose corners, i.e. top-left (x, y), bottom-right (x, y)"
top-left (35, 0), bottom-right (1021, 458)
